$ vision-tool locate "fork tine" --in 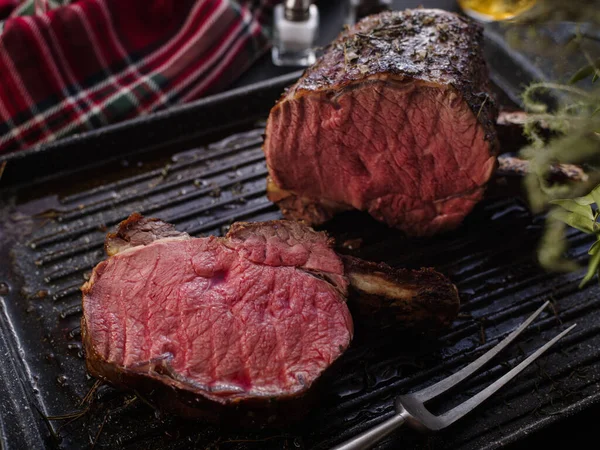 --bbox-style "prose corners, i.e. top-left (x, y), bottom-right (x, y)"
top-left (441, 323), bottom-right (576, 425)
top-left (413, 301), bottom-right (551, 402)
